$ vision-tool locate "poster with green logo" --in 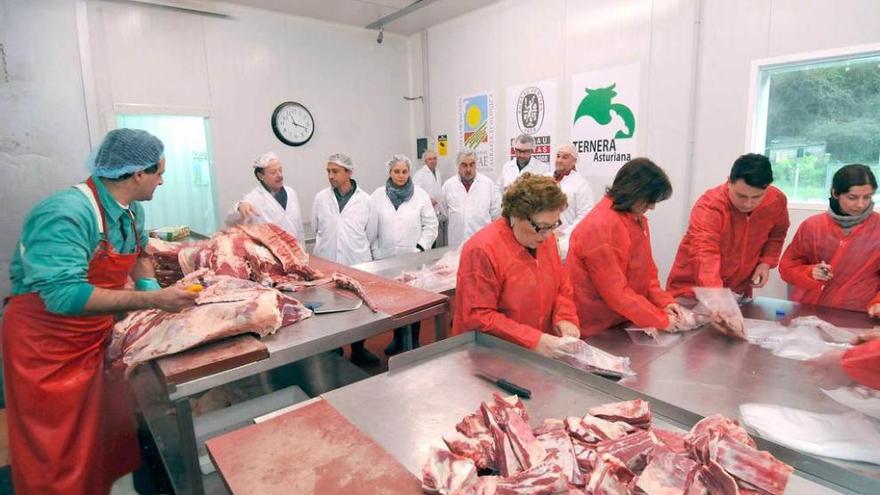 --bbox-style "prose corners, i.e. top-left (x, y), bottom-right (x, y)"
top-left (458, 92), bottom-right (496, 174)
top-left (570, 63), bottom-right (640, 177)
